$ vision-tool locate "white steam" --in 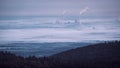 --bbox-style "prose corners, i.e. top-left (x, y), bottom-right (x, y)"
top-left (80, 7), bottom-right (89, 15)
